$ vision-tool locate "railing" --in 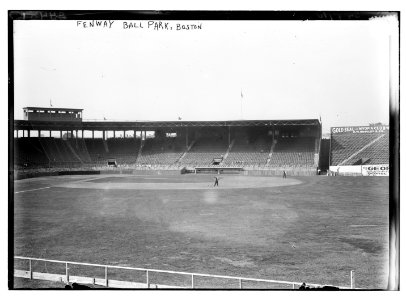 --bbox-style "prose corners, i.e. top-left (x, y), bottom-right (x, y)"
top-left (14, 256), bottom-right (354, 289)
